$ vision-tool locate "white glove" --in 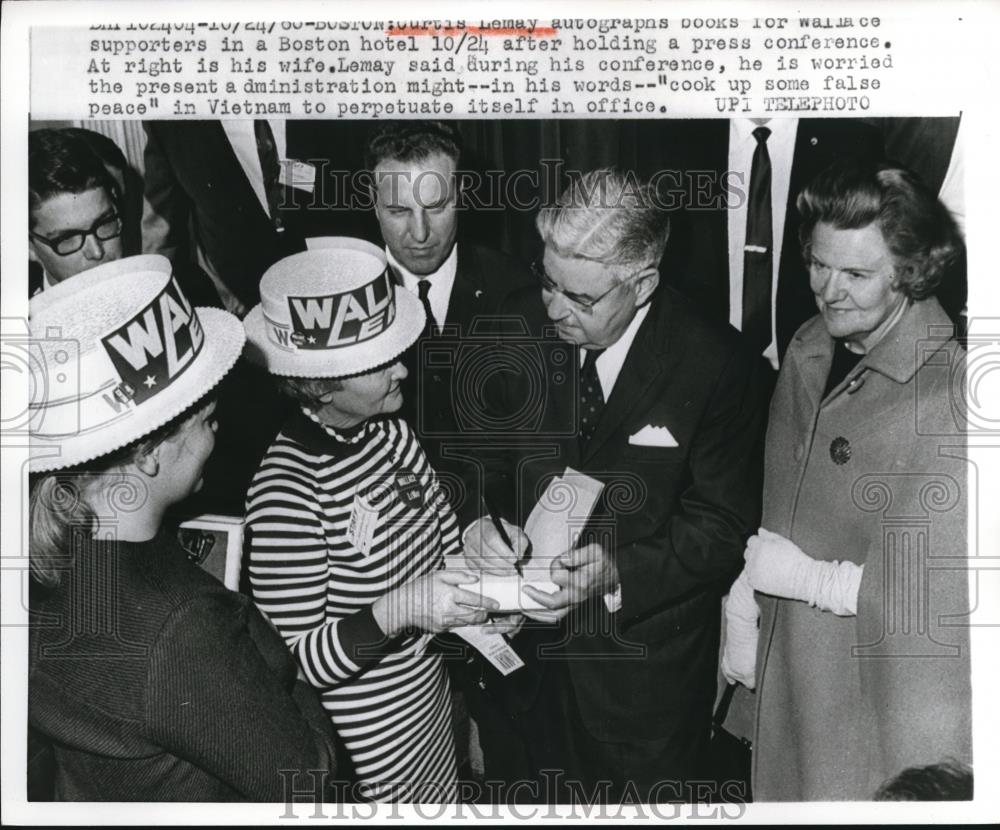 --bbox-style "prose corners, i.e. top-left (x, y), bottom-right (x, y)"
top-left (744, 528), bottom-right (863, 616)
top-left (721, 568), bottom-right (759, 689)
